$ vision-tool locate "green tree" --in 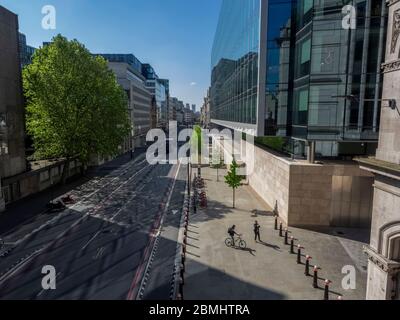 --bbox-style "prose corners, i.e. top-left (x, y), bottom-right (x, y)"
top-left (224, 157), bottom-right (243, 208)
top-left (23, 35), bottom-right (130, 183)
top-left (191, 125), bottom-right (202, 164)
top-left (211, 150), bottom-right (224, 182)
